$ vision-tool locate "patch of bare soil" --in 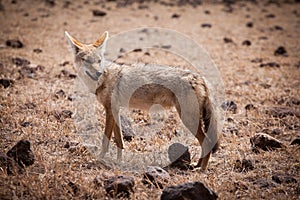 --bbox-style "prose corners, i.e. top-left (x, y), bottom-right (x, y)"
top-left (0, 0), bottom-right (299, 199)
